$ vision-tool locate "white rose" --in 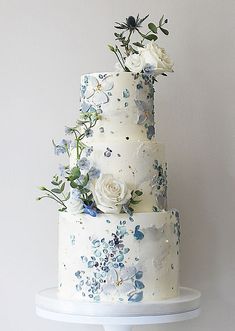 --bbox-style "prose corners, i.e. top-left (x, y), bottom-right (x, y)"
top-left (139, 41), bottom-right (174, 75)
top-left (92, 174), bottom-right (131, 214)
top-left (66, 198), bottom-right (84, 215)
top-left (125, 53), bottom-right (145, 74)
